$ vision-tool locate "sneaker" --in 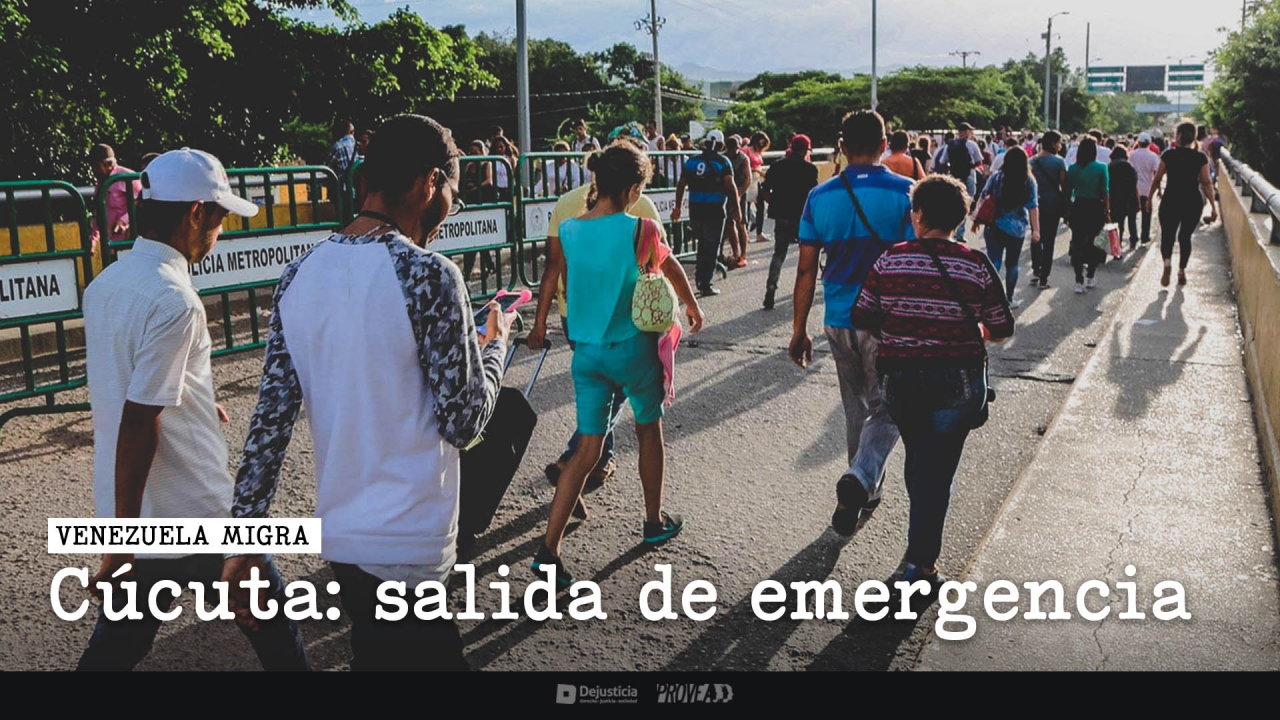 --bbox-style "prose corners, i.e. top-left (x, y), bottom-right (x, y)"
top-left (763, 290), bottom-right (776, 311)
top-left (1074, 283), bottom-right (1085, 295)
top-left (530, 544), bottom-right (576, 590)
top-left (1161, 264), bottom-right (1172, 287)
top-left (643, 510), bottom-right (685, 544)
top-left (1039, 278), bottom-right (1051, 289)
top-left (1085, 277), bottom-right (1096, 289)
top-left (698, 286), bottom-right (721, 297)
top-left (734, 256), bottom-right (747, 269)
top-left (1008, 297), bottom-right (1021, 309)
top-left (1177, 269), bottom-right (1187, 286)
top-left (544, 460), bottom-right (566, 486)
top-left (831, 475), bottom-right (872, 537)
top-left (756, 233), bottom-right (772, 244)
top-left (892, 565), bottom-right (949, 615)
top-left (584, 457), bottom-right (616, 492)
